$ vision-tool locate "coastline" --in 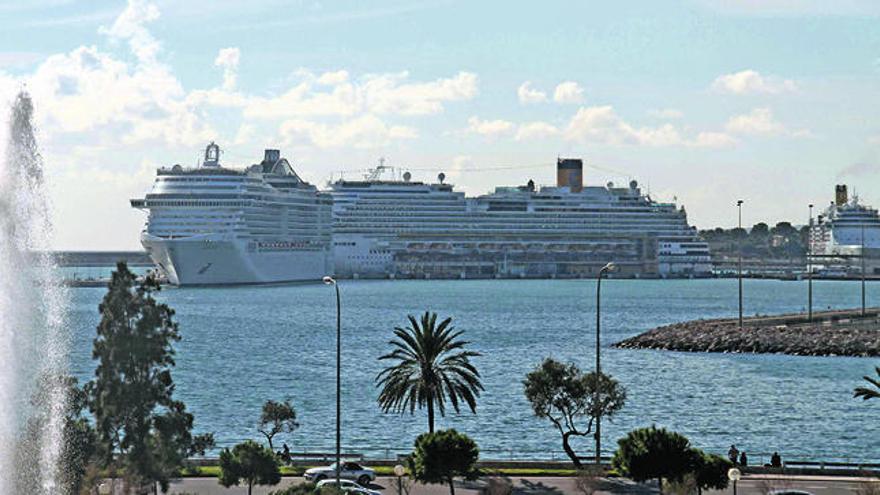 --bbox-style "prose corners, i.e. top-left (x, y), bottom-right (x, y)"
top-left (615, 308), bottom-right (880, 357)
